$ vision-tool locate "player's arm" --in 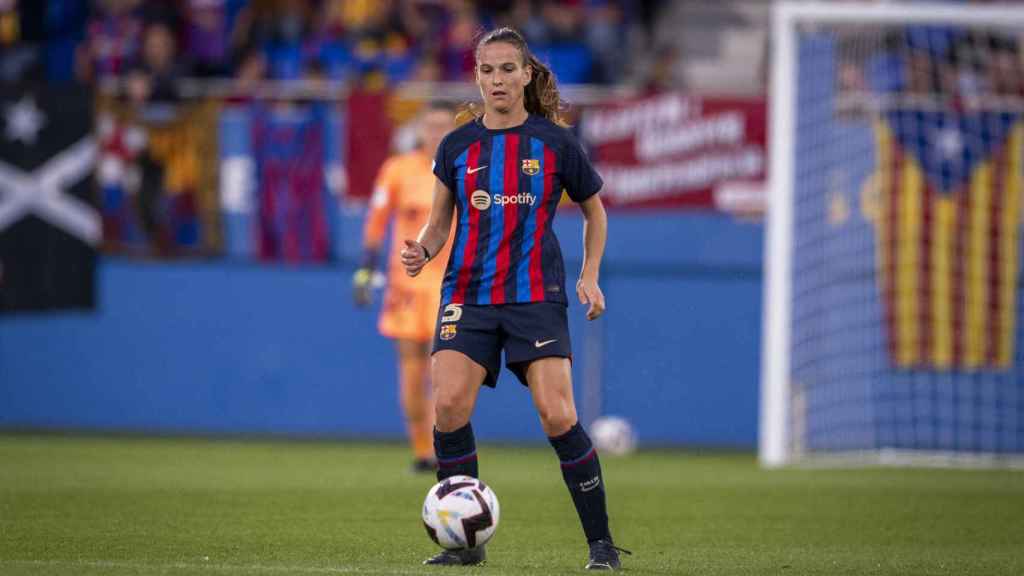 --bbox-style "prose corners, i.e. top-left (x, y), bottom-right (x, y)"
top-left (354, 164), bottom-right (396, 306)
top-left (577, 194), bottom-right (607, 320)
top-left (401, 178), bottom-right (455, 277)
